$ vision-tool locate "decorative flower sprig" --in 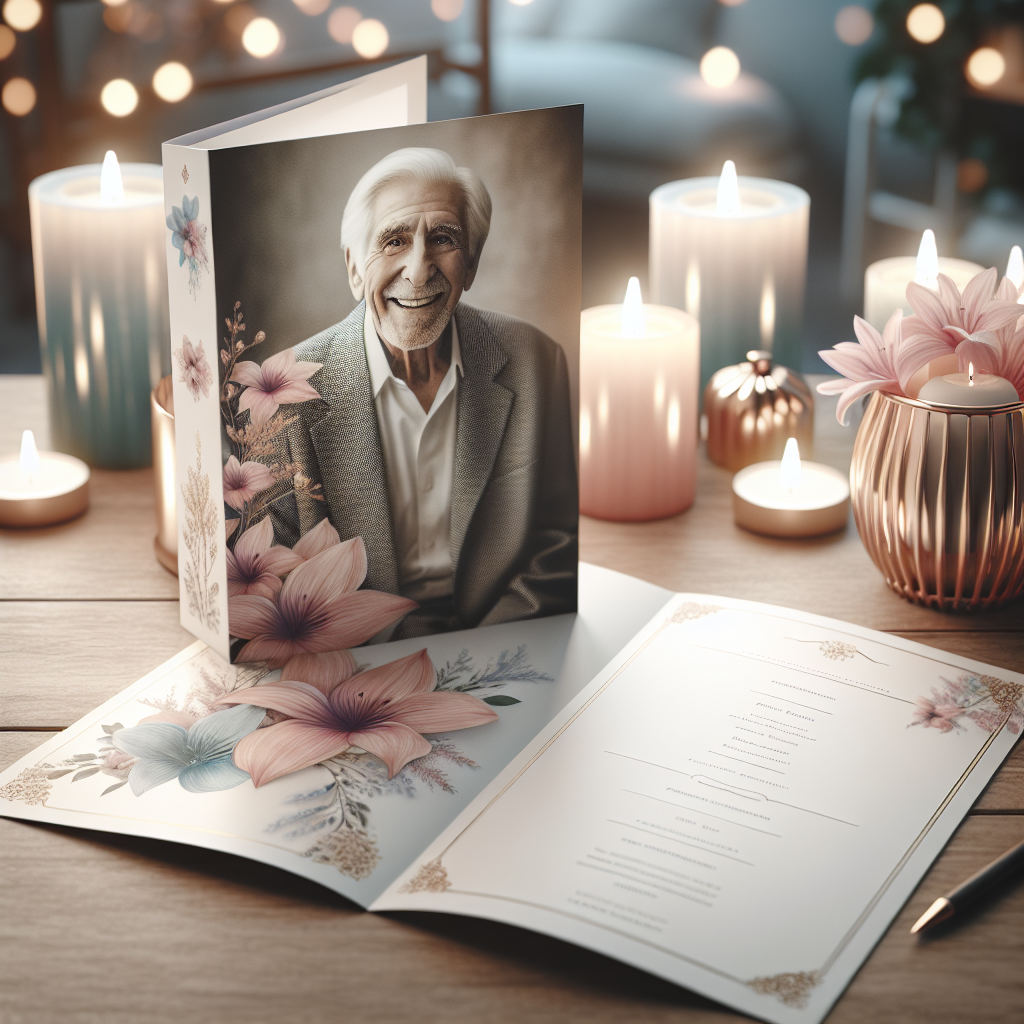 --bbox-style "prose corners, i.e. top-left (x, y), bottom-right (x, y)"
top-left (819, 267), bottom-right (1024, 423)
